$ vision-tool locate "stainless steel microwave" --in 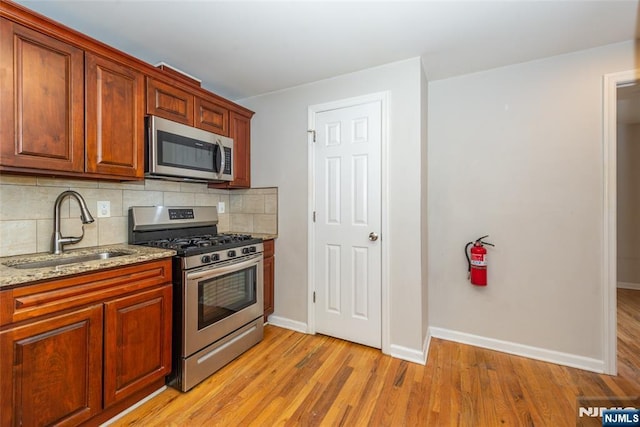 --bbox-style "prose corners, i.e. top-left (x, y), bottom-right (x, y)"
top-left (145, 116), bottom-right (233, 182)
